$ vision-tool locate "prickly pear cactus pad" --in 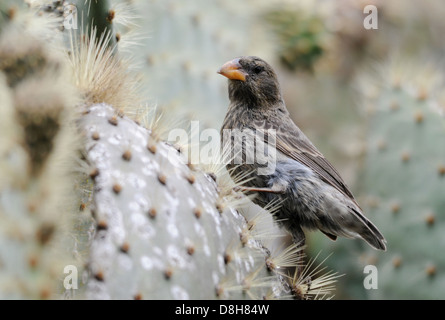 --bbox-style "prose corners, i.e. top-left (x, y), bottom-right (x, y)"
top-left (0, 9), bottom-right (80, 299)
